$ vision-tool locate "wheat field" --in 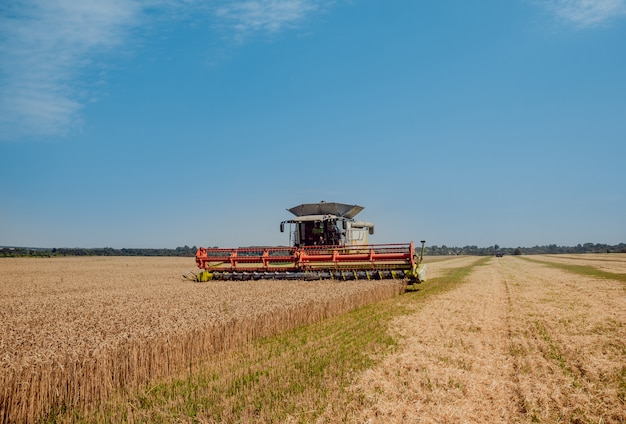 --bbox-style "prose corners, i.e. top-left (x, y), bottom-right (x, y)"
top-left (0, 257), bottom-right (404, 423)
